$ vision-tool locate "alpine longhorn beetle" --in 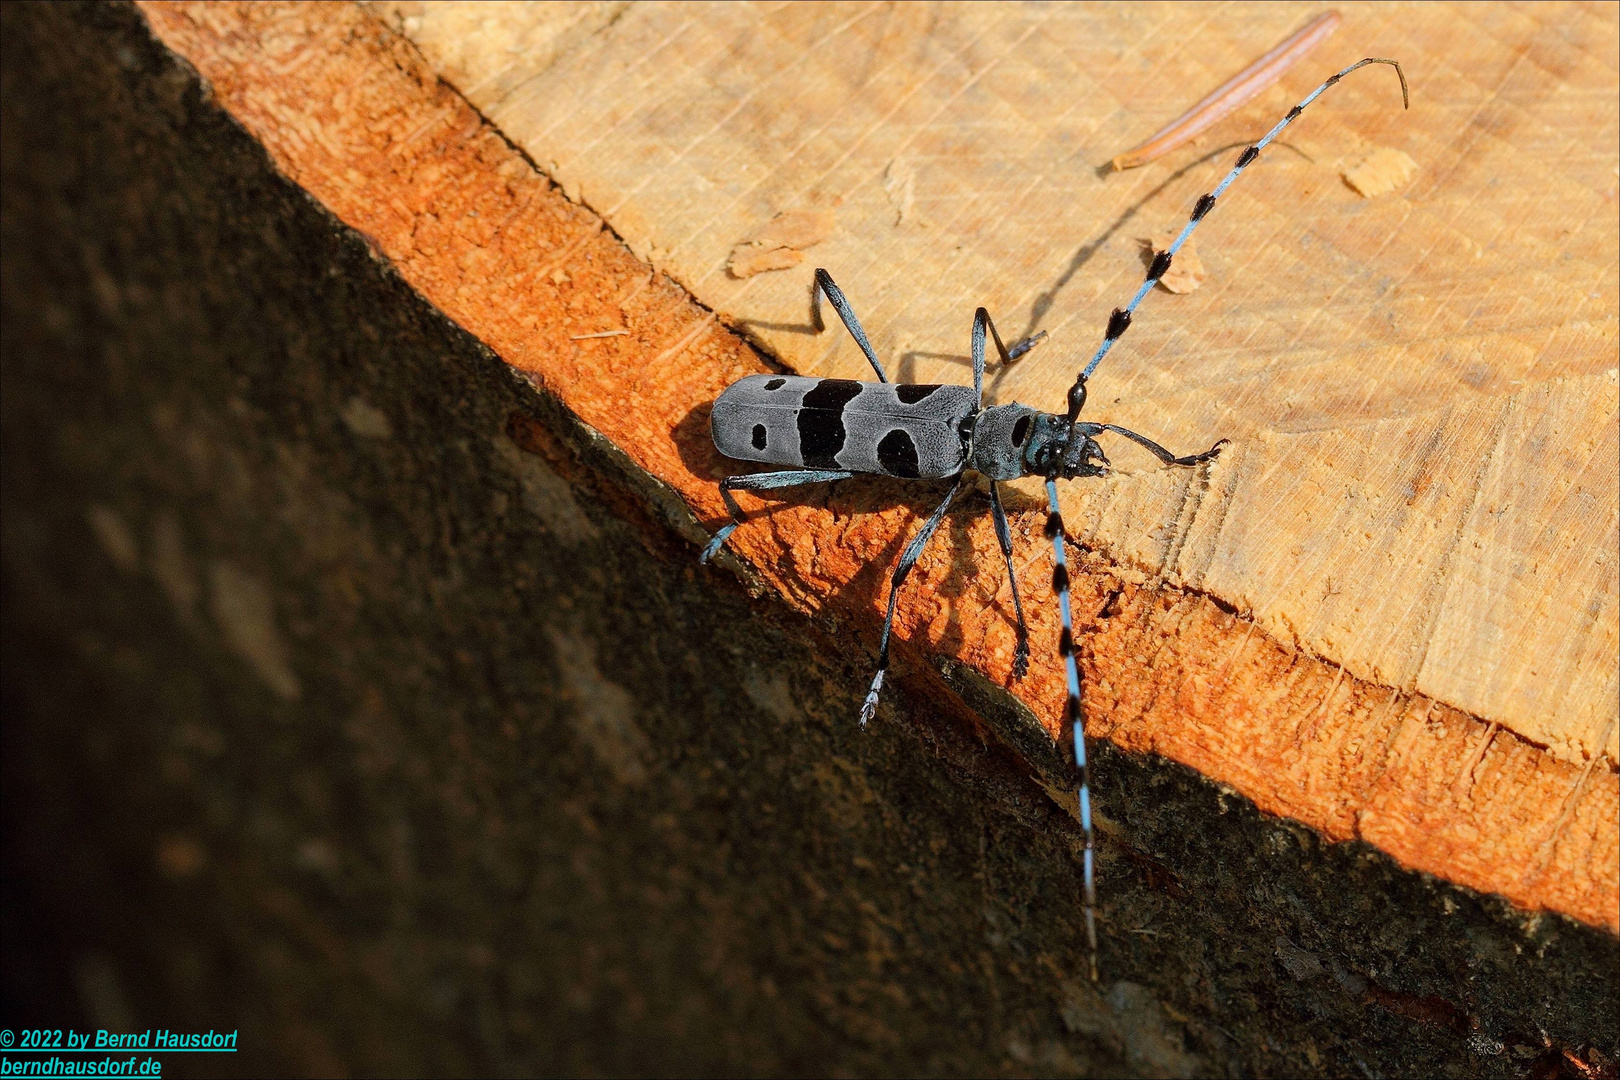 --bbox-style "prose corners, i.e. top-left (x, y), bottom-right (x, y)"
top-left (700, 58), bottom-right (1408, 978)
